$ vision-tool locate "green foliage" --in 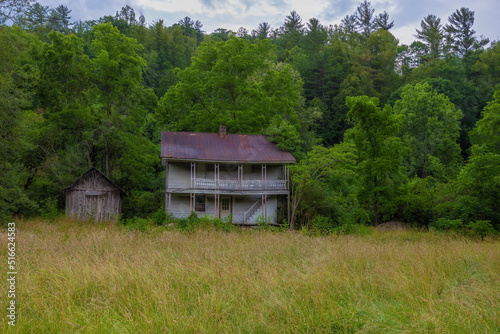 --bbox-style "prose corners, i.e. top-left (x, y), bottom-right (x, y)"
top-left (265, 116), bottom-right (304, 160)
top-left (0, 7), bottom-right (498, 229)
top-left (366, 29), bottom-right (400, 102)
top-left (0, 26), bottom-right (39, 222)
top-left (120, 216), bottom-right (155, 232)
top-left (157, 37), bottom-right (303, 135)
top-left (454, 150), bottom-right (500, 228)
top-left (430, 218), bottom-right (497, 239)
top-left (309, 215), bottom-right (334, 234)
top-left (393, 83), bottom-right (463, 180)
top-left (304, 215), bottom-right (372, 236)
top-left (470, 90), bottom-right (500, 154)
top-left (333, 223), bottom-right (373, 236)
top-left (429, 218), bottom-right (464, 232)
top-left (288, 143), bottom-right (358, 229)
top-left (451, 92), bottom-right (500, 229)
top-left (415, 15), bottom-right (444, 59)
top-left (471, 42), bottom-right (500, 98)
top-left (255, 214), bottom-right (275, 230)
top-left (122, 190), bottom-right (164, 219)
top-left (467, 220), bottom-right (496, 240)
top-left (173, 212), bottom-right (236, 233)
top-left (345, 96), bottom-right (408, 224)
top-left (150, 209), bottom-right (167, 226)
top-left (398, 177), bottom-right (437, 226)
top-left (40, 197), bottom-right (61, 222)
